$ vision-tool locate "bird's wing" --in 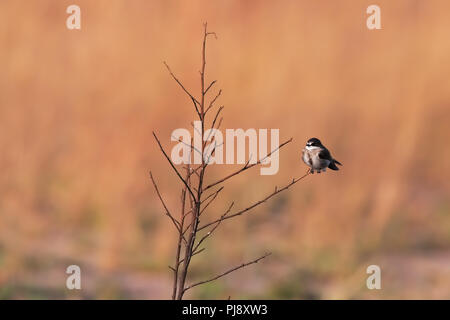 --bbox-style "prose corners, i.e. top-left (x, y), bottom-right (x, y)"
top-left (318, 148), bottom-right (333, 161)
